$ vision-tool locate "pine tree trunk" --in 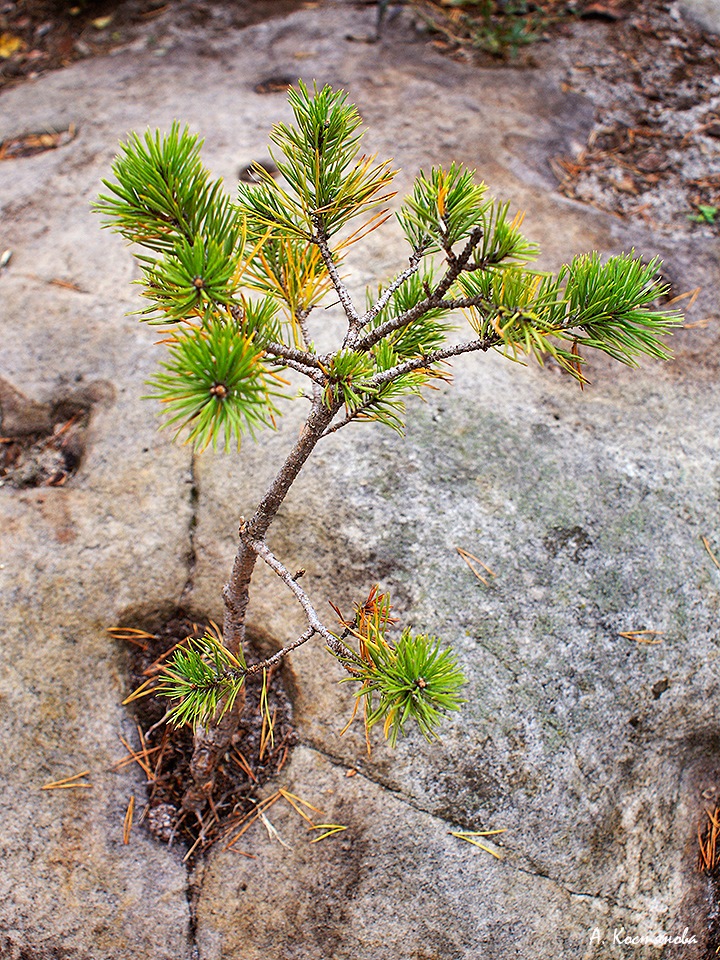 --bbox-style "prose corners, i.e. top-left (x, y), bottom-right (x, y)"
top-left (182, 396), bottom-right (341, 809)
